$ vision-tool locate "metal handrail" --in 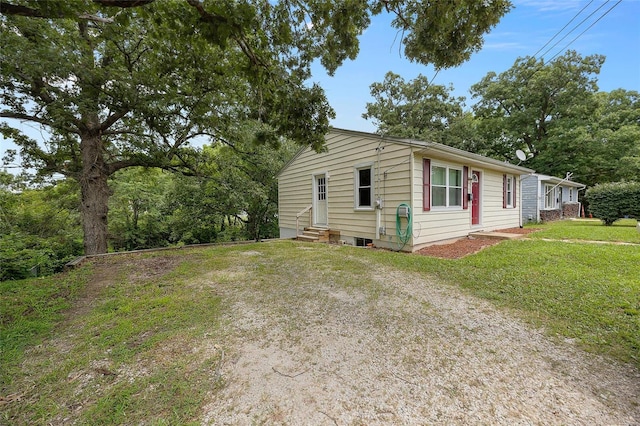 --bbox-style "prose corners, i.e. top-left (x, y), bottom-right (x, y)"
top-left (295, 204), bottom-right (313, 236)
